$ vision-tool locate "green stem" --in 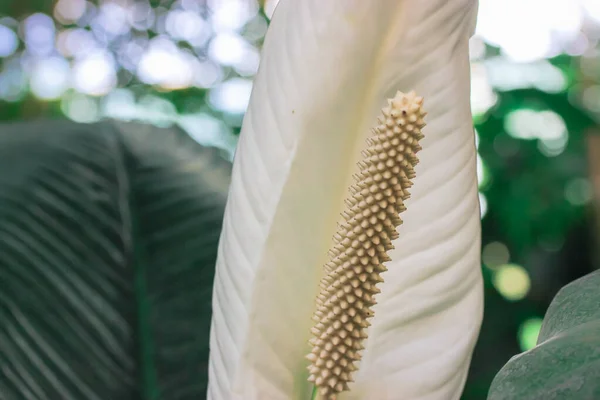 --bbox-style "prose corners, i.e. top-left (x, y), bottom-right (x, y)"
top-left (311, 385), bottom-right (318, 400)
